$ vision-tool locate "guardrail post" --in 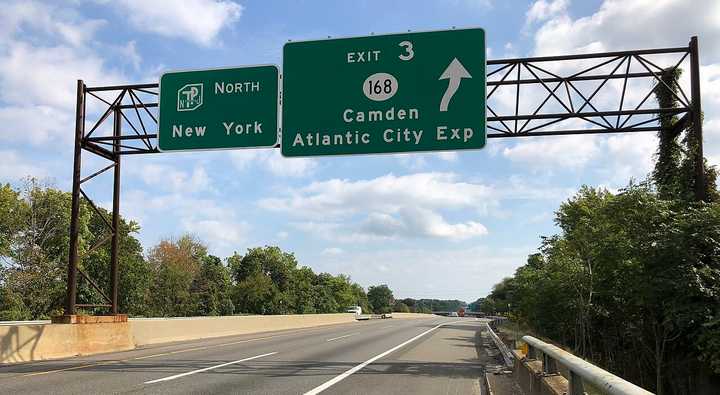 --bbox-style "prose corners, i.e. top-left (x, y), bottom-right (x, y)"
top-left (569, 371), bottom-right (586, 395)
top-left (527, 344), bottom-right (537, 359)
top-left (542, 353), bottom-right (559, 374)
